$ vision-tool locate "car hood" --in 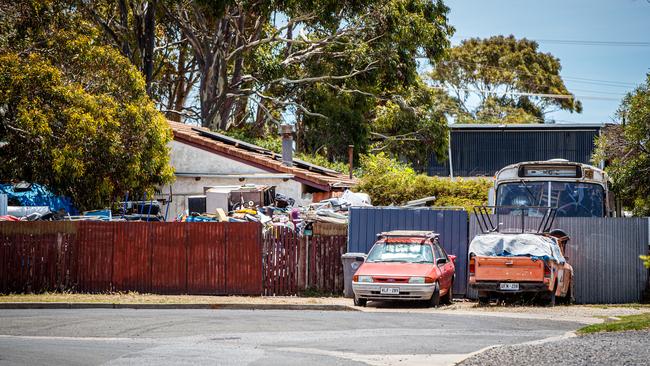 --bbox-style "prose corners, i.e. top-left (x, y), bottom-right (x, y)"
top-left (356, 262), bottom-right (435, 277)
